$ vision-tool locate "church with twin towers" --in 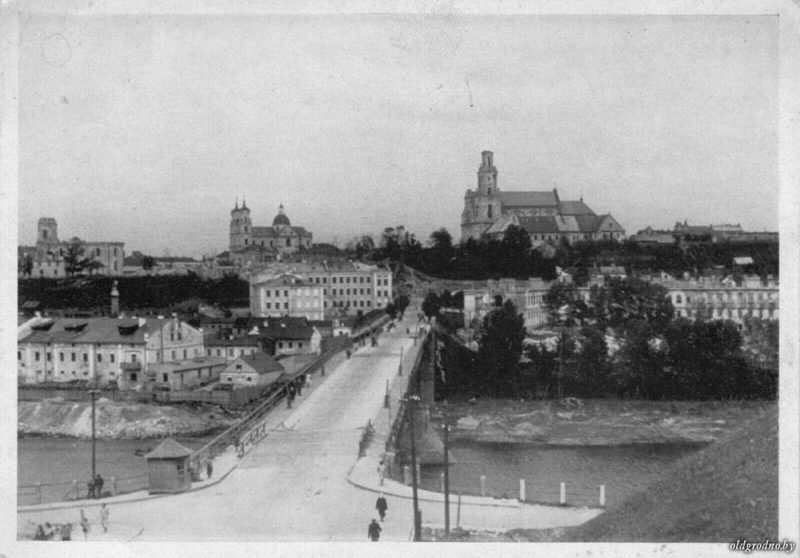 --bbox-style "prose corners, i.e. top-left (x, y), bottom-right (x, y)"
top-left (461, 151), bottom-right (626, 245)
top-left (228, 200), bottom-right (313, 266)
